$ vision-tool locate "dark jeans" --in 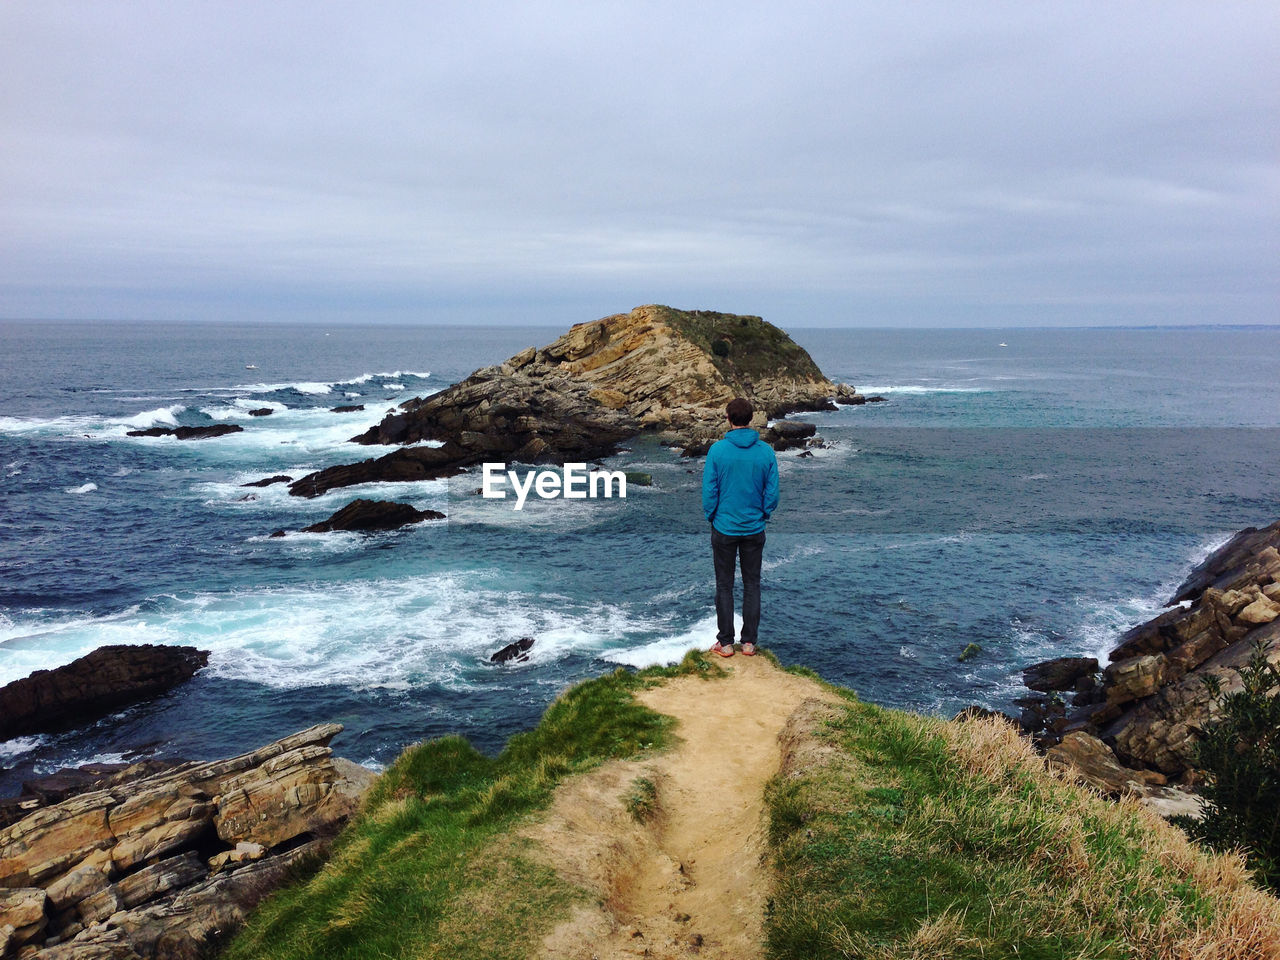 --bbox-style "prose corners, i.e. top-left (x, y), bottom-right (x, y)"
top-left (712, 528), bottom-right (765, 645)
